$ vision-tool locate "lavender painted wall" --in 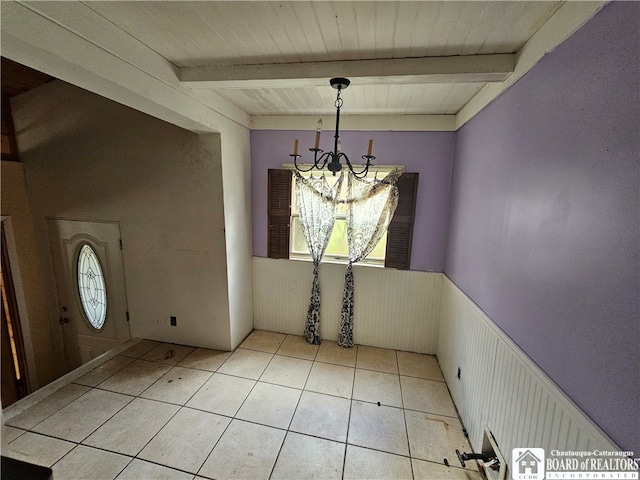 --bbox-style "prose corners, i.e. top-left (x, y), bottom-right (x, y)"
top-left (251, 129), bottom-right (456, 272)
top-left (446, 2), bottom-right (639, 452)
